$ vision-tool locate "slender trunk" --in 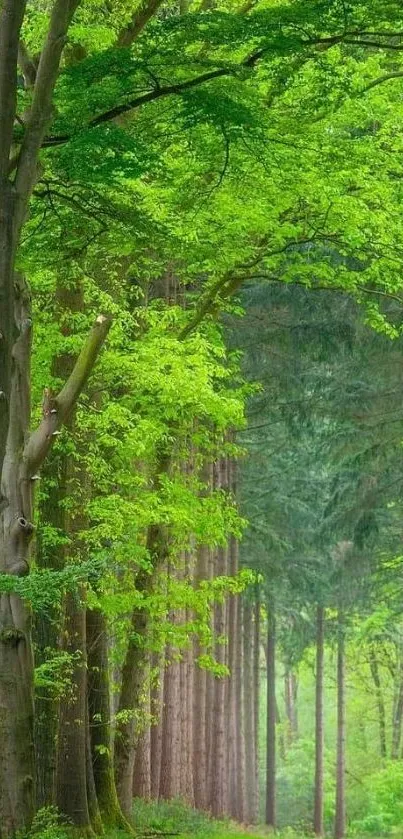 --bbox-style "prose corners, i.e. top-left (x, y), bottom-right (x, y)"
top-left (266, 599), bottom-right (276, 829)
top-left (253, 587), bottom-right (260, 822)
top-left (368, 646), bottom-right (386, 759)
top-left (87, 608), bottom-right (130, 830)
top-left (133, 664), bottom-right (151, 800)
top-left (86, 698), bottom-right (103, 835)
top-left (114, 575), bottom-right (151, 817)
top-left (184, 622), bottom-right (195, 805)
top-left (235, 584), bottom-right (246, 822)
top-left (150, 653), bottom-right (164, 799)
top-left (314, 606), bottom-right (325, 837)
top-left (244, 598), bottom-right (256, 823)
top-left (205, 538), bottom-right (216, 807)
top-left (159, 644), bottom-right (180, 799)
top-left (334, 614), bottom-right (346, 839)
top-left (284, 669), bottom-right (298, 745)
top-left (193, 546), bottom-right (209, 810)
top-left (115, 461), bottom-right (169, 816)
top-left (56, 593), bottom-right (94, 835)
top-left (210, 547), bottom-right (229, 817)
top-left (226, 548), bottom-right (238, 817)
top-left (276, 700), bottom-right (286, 763)
top-left (391, 646), bottom-right (403, 759)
